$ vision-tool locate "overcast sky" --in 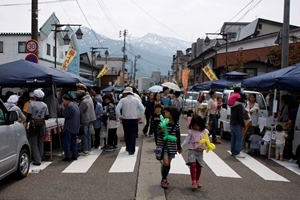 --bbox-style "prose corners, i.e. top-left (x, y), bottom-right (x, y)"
top-left (0, 0), bottom-right (299, 42)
